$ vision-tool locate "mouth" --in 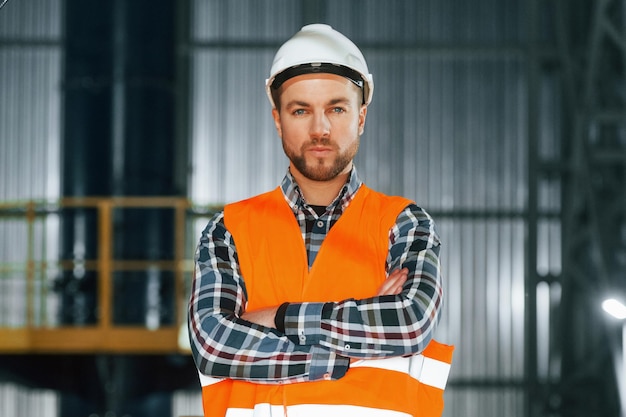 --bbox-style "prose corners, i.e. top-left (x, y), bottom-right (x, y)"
top-left (306, 145), bottom-right (334, 157)
top-left (309, 146), bottom-right (332, 151)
